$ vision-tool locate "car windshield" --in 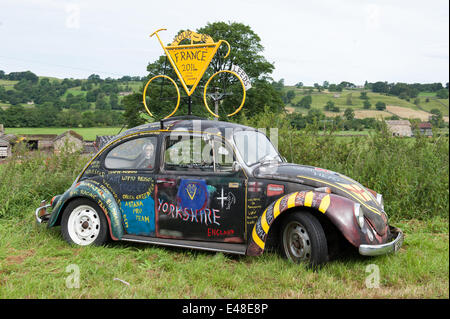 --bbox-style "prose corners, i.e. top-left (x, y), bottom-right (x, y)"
top-left (233, 130), bottom-right (281, 166)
